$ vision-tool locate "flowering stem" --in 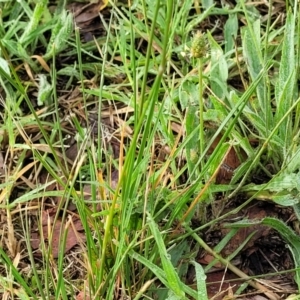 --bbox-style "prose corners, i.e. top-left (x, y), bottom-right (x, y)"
top-left (198, 58), bottom-right (204, 171)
